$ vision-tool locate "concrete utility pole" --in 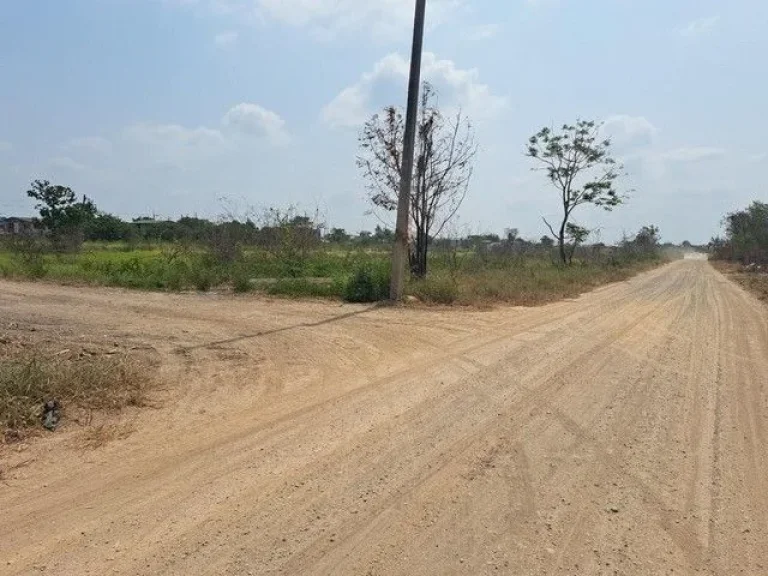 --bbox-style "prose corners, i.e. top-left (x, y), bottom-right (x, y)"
top-left (390, 0), bottom-right (427, 301)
